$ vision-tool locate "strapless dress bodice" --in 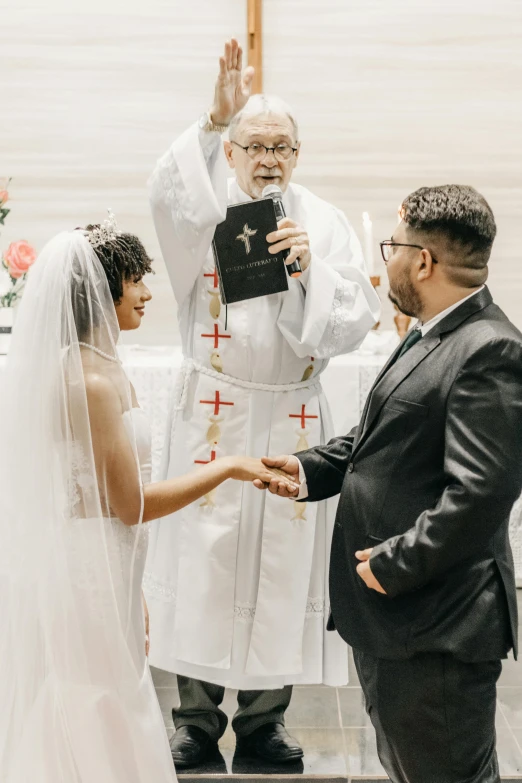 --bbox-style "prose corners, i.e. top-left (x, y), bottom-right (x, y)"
top-left (122, 407), bottom-right (152, 485)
